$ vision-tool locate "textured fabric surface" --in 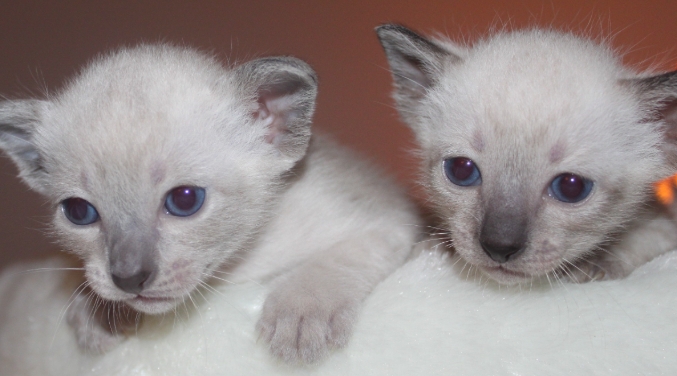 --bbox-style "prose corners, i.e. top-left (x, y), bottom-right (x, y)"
top-left (1, 248), bottom-right (676, 375)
